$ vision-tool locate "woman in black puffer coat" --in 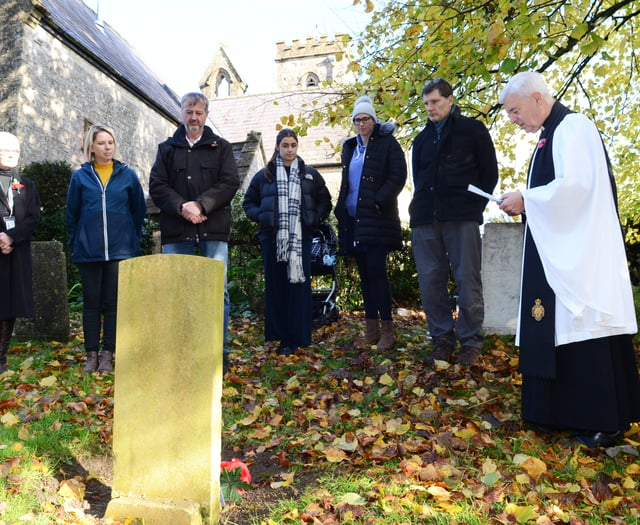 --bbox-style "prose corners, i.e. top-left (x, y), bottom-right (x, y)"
top-left (335, 96), bottom-right (407, 351)
top-left (244, 128), bottom-right (332, 356)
